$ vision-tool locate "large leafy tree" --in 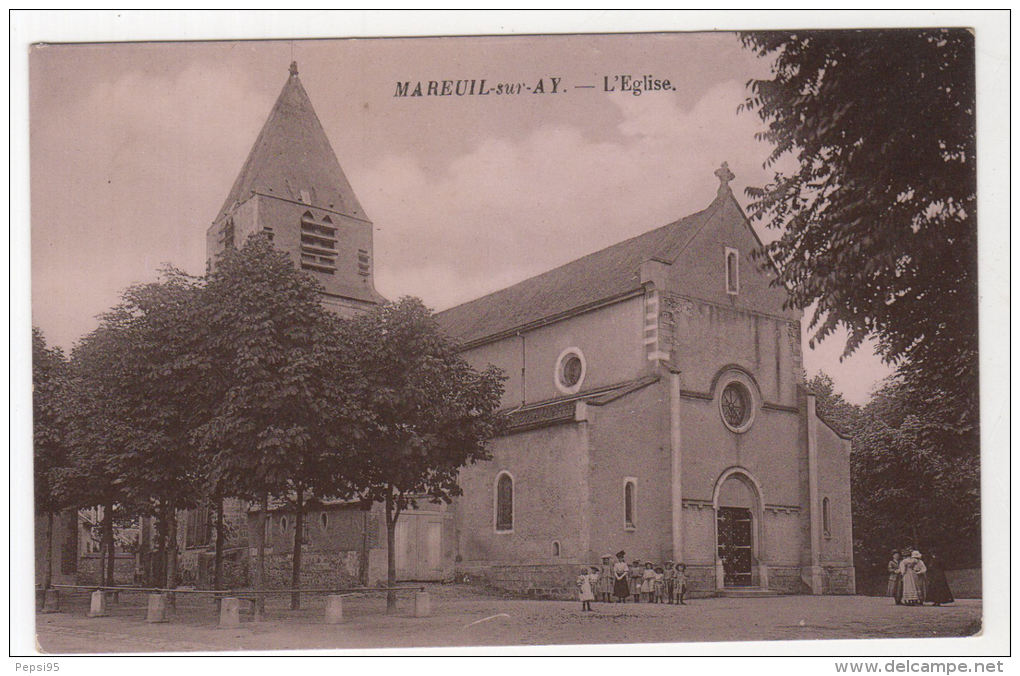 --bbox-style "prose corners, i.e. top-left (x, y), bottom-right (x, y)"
top-left (194, 234), bottom-right (351, 614)
top-left (341, 297), bottom-right (505, 612)
top-left (90, 269), bottom-right (208, 588)
top-left (739, 29), bottom-right (977, 431)
top-left (740, 30), bottom-right (980, 580)
top-left (850, 377), bottom-right (980, 582)
top-left (60, 324), bottom-right (140, 586)
top-left (33, 328), bottom-right (70, 589)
